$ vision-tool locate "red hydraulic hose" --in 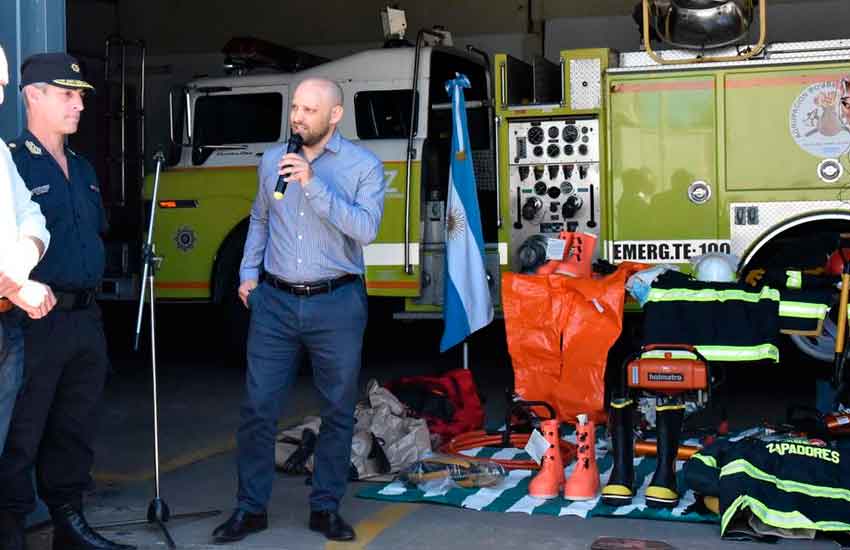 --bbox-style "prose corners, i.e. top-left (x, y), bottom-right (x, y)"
top-left (441, 430), bottom-right (577, 470)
